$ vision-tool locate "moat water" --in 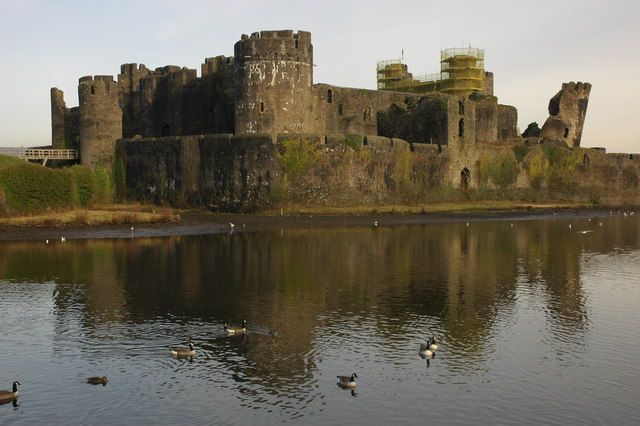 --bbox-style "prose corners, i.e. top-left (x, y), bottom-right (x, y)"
top-left (1, 214), bottom-right (640, 425)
